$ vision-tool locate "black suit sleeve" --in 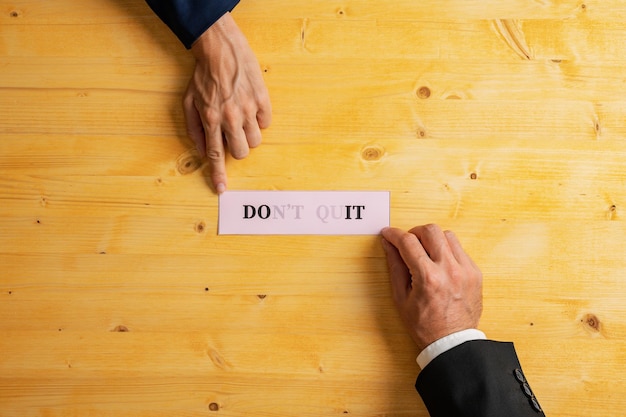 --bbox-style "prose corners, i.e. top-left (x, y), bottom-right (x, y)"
top-left (145, 0), bottom-right (240, 48)
top-left (416, 340), bottom-right (545, 417)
